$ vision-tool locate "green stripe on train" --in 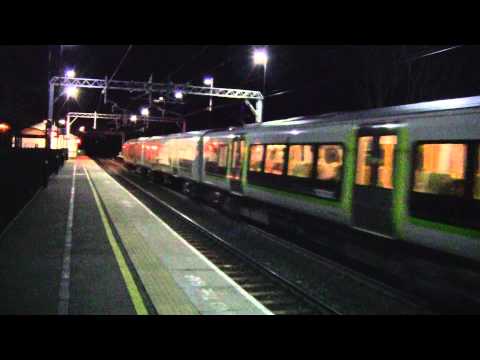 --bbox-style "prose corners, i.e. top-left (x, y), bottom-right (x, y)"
top-left (226, 142), bottom-right (232, 180)
top-left (242, 138), bottom-right (249, 188)
top-left (410, 217), bottom-right (480, 239)
top-left (247, 183), bottom-right (341, 208)
top-left (341, 129), bottom-right (356, 216)
top-left (392, 127), bottom-right (410, 238)
top-left (205, 173), bottom-right (229, 185)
